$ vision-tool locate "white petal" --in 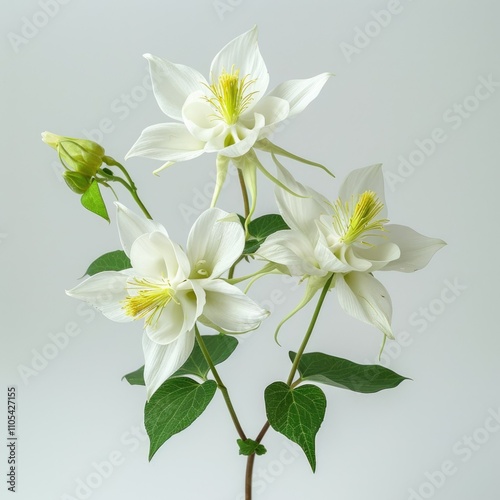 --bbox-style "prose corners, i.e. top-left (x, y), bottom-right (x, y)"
top-left (249, 95), bottom-right (290, 135)
top-left (145, 298), bottom-right (186, 344)
top-left (187, 208), bottom-right (244, 278)
top-left (351, 242), bottom-right (401, 271)
top-left (115, 202), bottom-right (166, 257)
top-left (201, 279), bottom-right (268, 333)
top-left (130, 232), bottom-right (190, 282)
top-left (125, 123), bottom-right (205, 163)
top-left (339, 164), bottom-right (387, 218)
top-left (258, 230), bottom-right (325, 277)
top-left (182, 90), bottom-right (227, 142)
top-left (382, 224), bottom-right (446, 272)
top-left (219, 113), bottom-right (265, 157)
top-left (267, 73), bottom-right (332, 117)
top-left (210, 26), bottom-right (269, 109)
top-left (274, 159), bottom-right (331, 238)
top-left (66, 271), bottom-right (131, 322)
top-left (144, 53), bottom-right (208, 121)
top-left (143, 330), bottom-right (195, 400)
top-left (335, 272), bottom-right (394, 339)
